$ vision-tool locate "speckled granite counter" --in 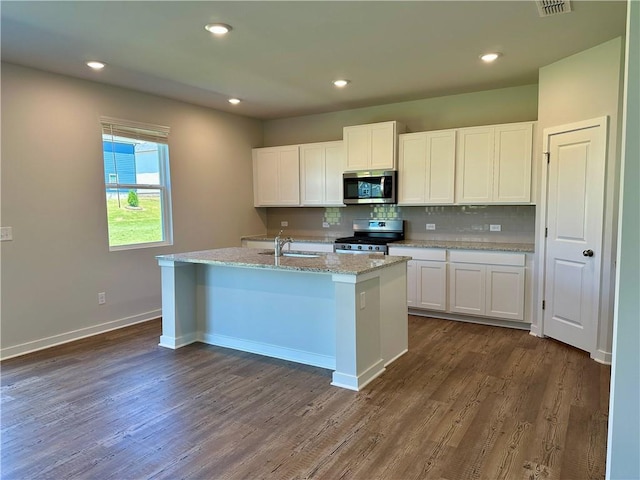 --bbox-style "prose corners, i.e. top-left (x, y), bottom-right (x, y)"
top-left (390, 240), bottom-right (535, 253)
top-left (158, 247), bottom-right (409, 275)
top-left (242, 234), bottom-right (535, 253)
top-left (241, 234), bottom-right (339, 244)
top-left (157, 247), bottom-right (409, 391)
